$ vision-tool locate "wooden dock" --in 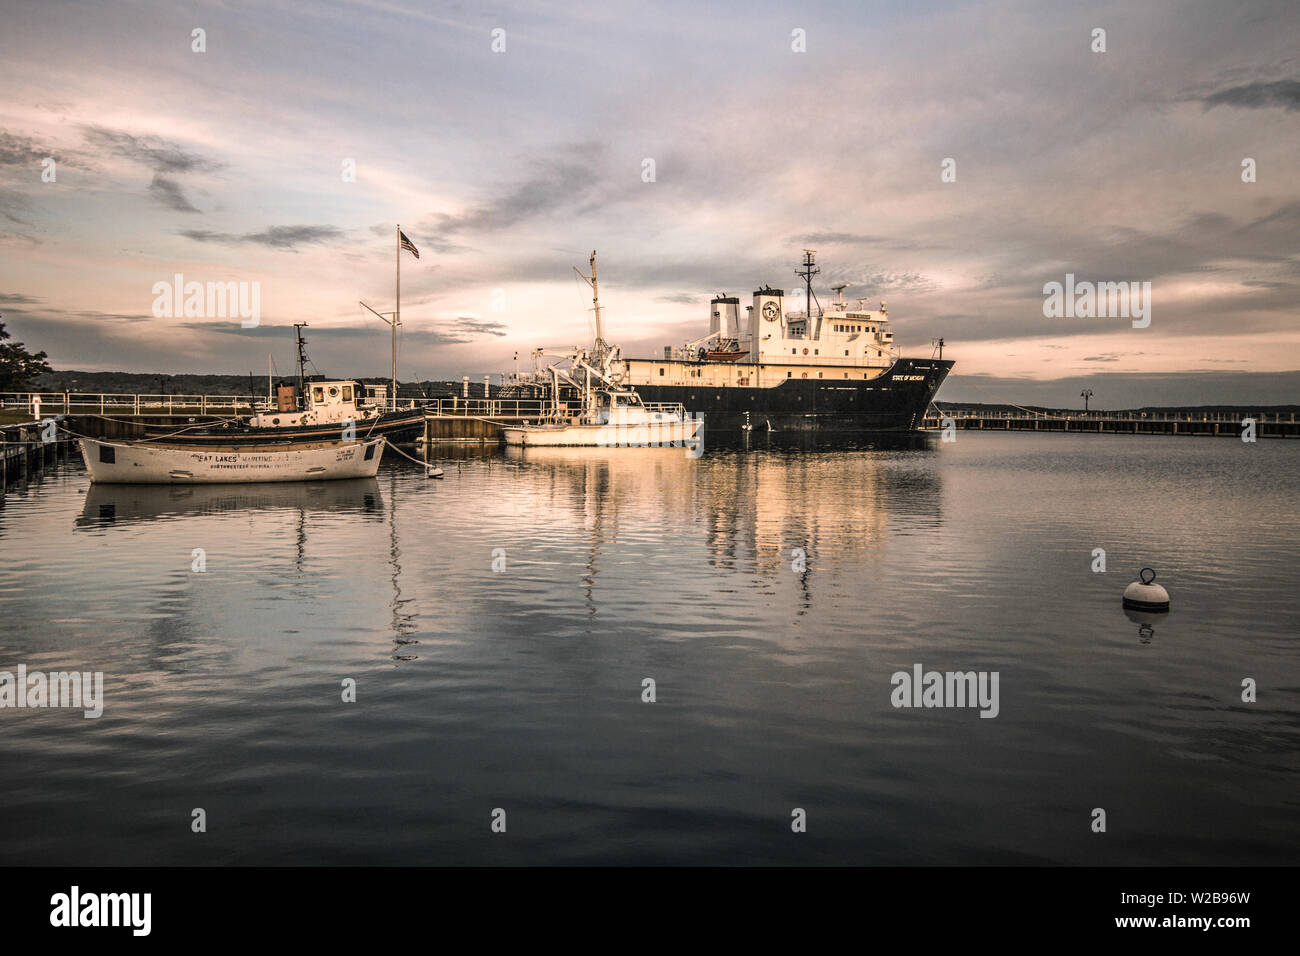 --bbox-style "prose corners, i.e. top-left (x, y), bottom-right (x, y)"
top-left (1, 420), bottom-right (77, 498)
